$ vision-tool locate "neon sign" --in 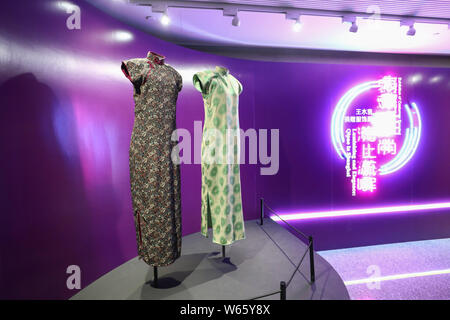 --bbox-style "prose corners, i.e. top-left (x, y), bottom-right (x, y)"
top-left (331, 76), bottom-right (422, 196)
